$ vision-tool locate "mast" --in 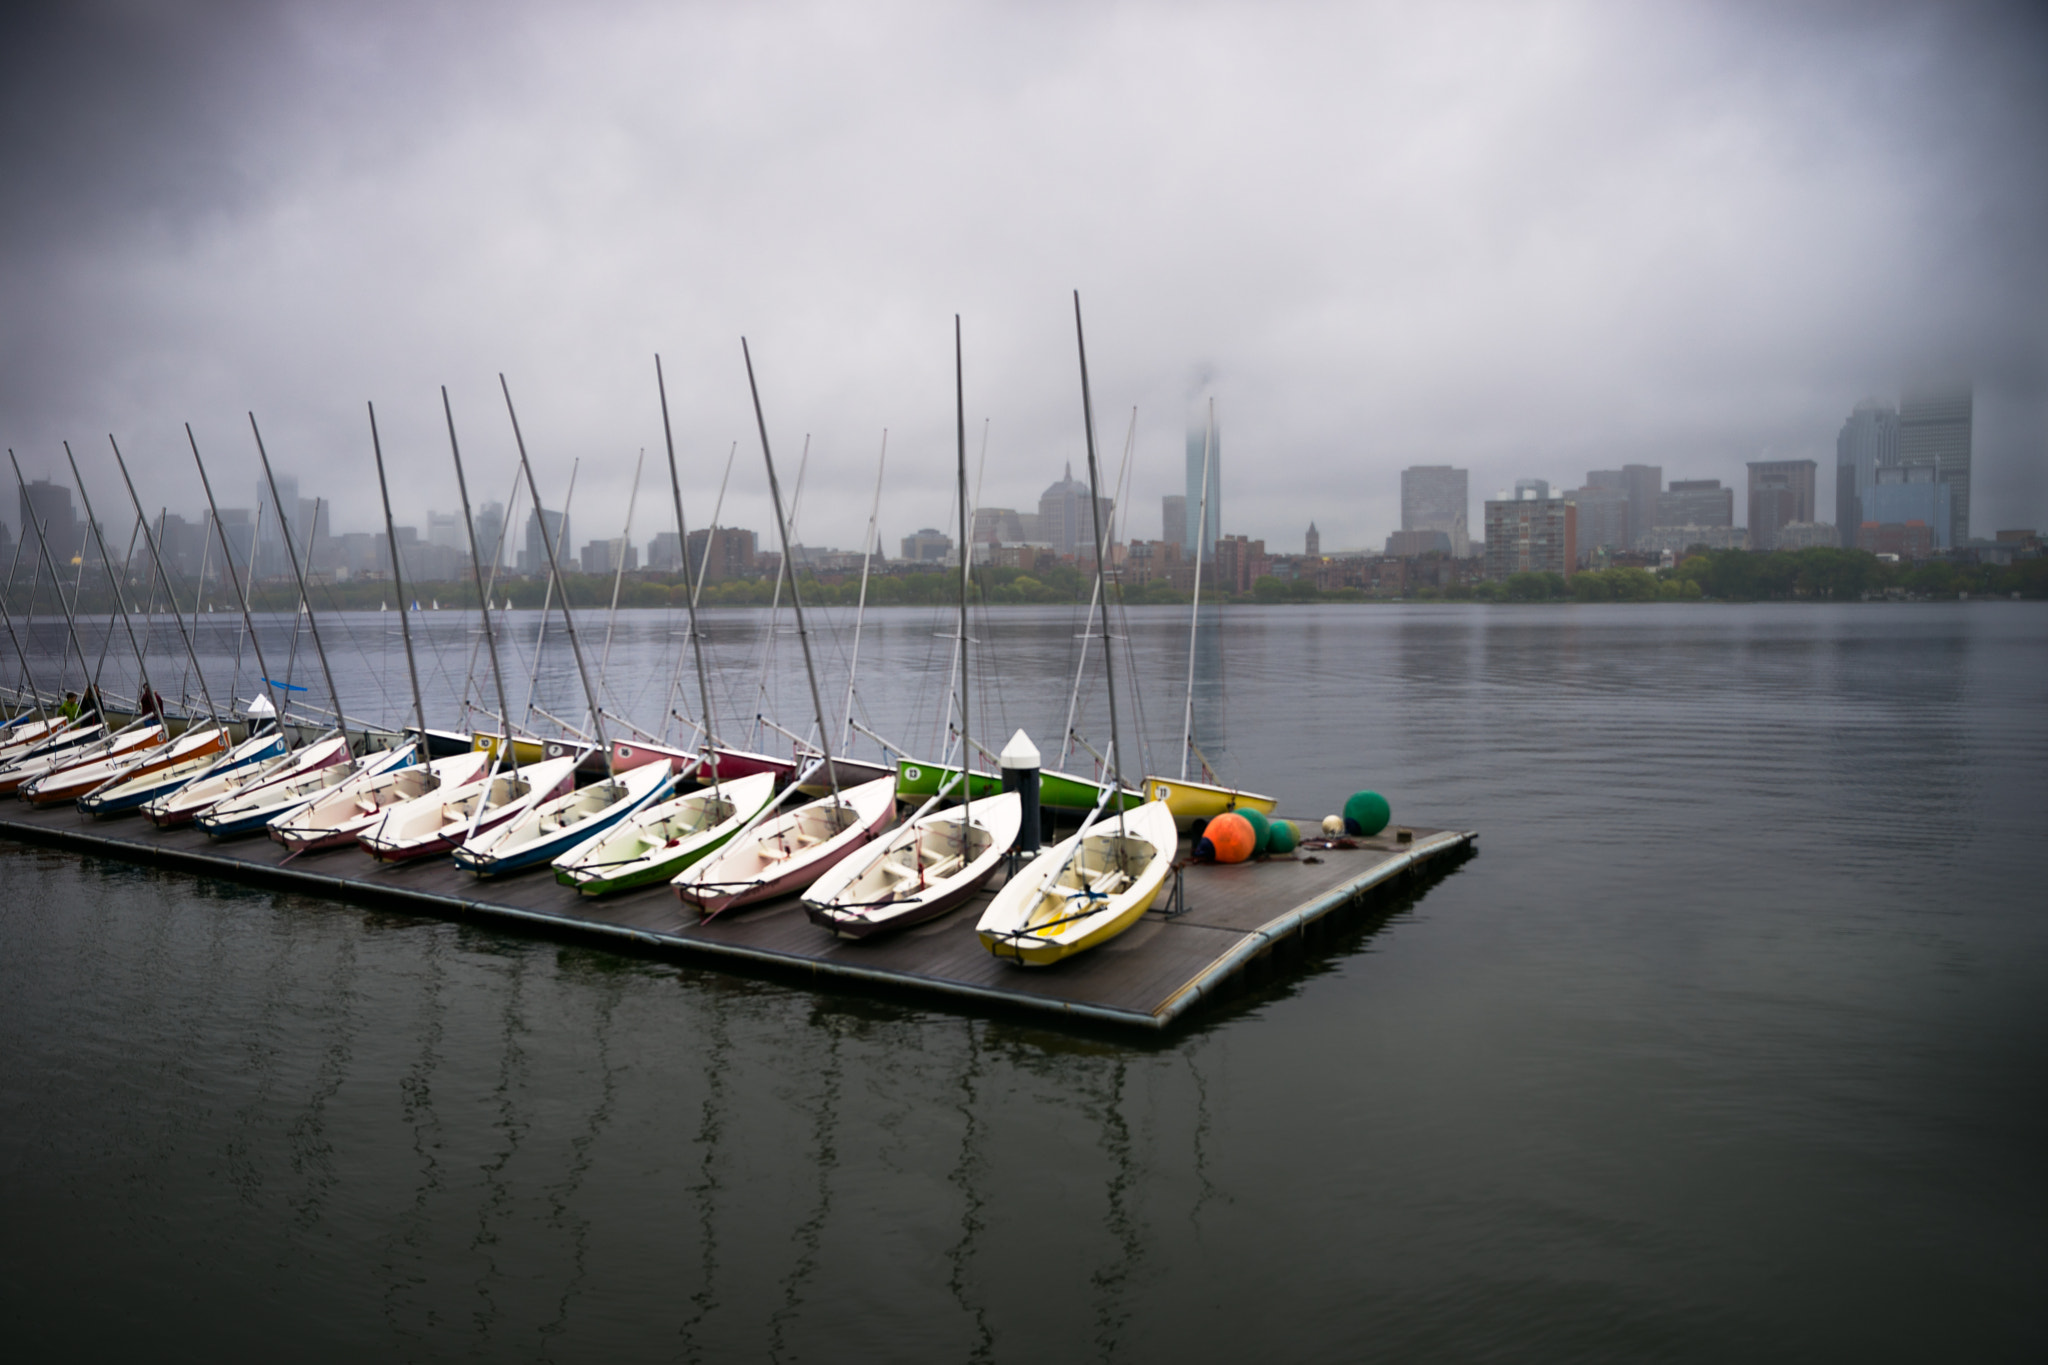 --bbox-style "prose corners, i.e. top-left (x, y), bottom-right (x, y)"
top-left (740, 339), bottom-right (838, 798)
top-left (62, 443), bottom-right (155, 713)
top-left (84, 517), bottom-right (141, 694)
top-left (188, 424), bottom-right (289, 741)
top-left (594, 448), bottom-right (644, 708)
top-left (0, 510), bottom-right (49, 720)
top-left (515, 457), bottom-right (578, 739)
top-left (1057, 406), bottom-right (1138, 771)
top-left (444, 386), bottom-right (519, 774)
top-left (250, 414), bottom-right (348, 748)
top-left (367, 402), bottom-right (430, 759)
top-left (499, 374), bottom-right (612, 778)
top-left (7, 451), bottom-right (95, 702)
top-left (838, 431), bottom-right (886, 754)
top-left (108, 436), bottom-right (220, 725)
top-left (953, 316), bottom-right (972, 836)
top-left (1070, 292), bottom-right (1127, 842)
top-left (654, 354), bottom-right (723, 785)
top-left (1180, 398), bottom-right (1214, 780)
